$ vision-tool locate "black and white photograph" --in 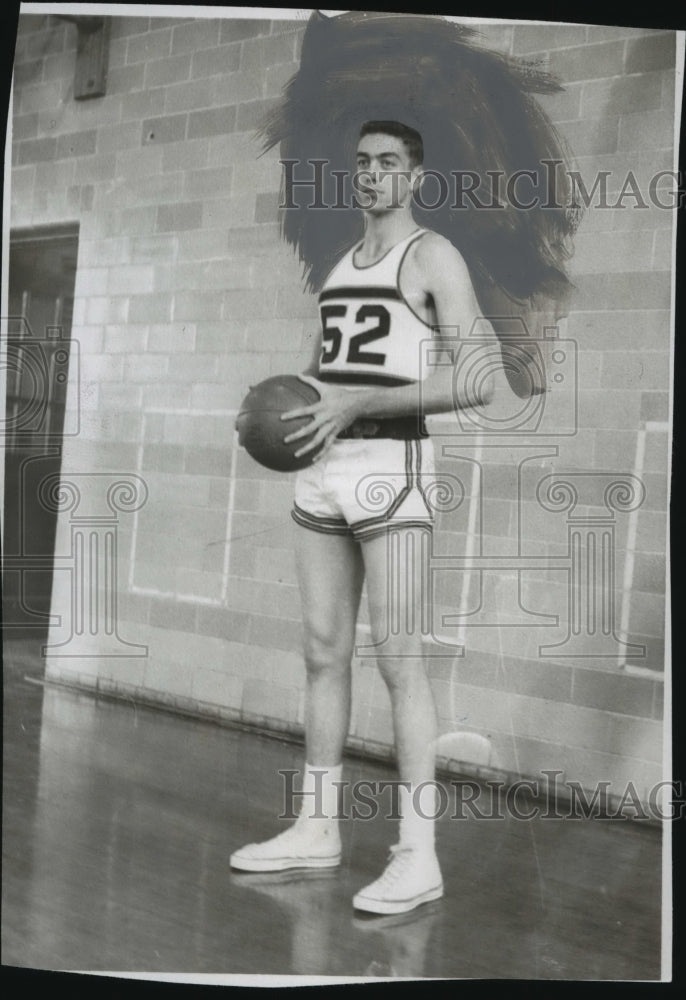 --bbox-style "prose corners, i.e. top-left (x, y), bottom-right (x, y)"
top-left (1, 1), bottom-right (682, 985)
